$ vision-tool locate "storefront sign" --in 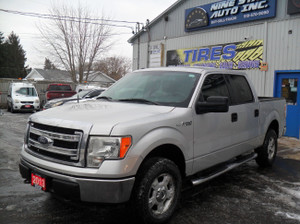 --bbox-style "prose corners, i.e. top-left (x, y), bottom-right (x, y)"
top-left (260, 62), bottom-right (268, 71)
top-left (287, 0), bottom-right (300, 14)
top-left (166, 39), bottom-right (263, 70)
top-left (185, 0), bottom-right (276, 32)
top-left (149, 44), bottom-right (163, 68)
